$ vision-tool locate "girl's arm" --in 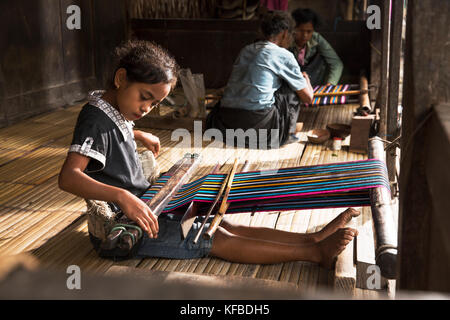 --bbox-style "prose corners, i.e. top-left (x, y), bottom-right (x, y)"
top-left (134, 129), bottom-right (160, 156)
top-left (58, 152), bottom-right (158, 238)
